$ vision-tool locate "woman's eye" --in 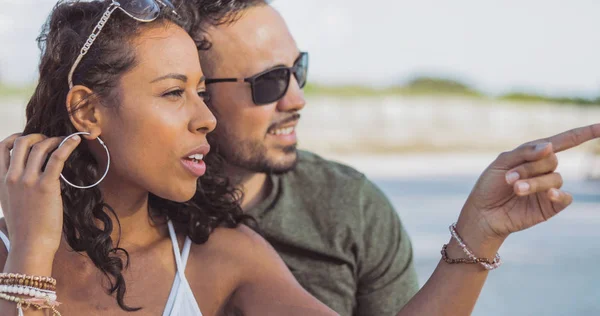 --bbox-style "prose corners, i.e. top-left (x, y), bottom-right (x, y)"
top-left (198, 91), bottom-right (211, 103)
top-left (163, 89), bottom-right (184, 98)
